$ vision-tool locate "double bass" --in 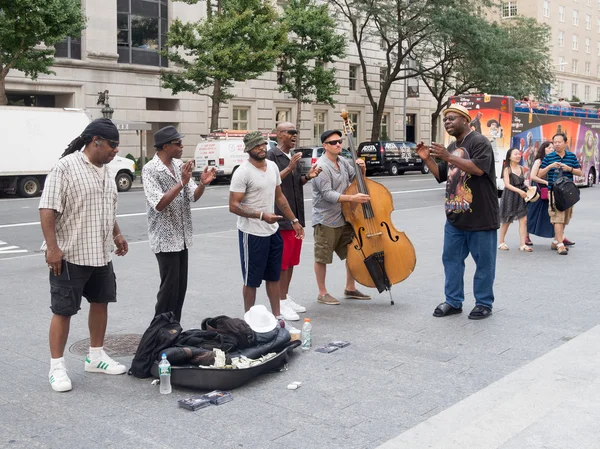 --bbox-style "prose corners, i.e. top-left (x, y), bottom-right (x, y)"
top-left (340, 111), bottom-right (416, 304)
